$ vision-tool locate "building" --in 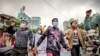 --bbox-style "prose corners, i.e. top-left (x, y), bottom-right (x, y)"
top-left (23, 17), bottom-right (41, 29)
top-left (63, 18), bottom-right (78, 30)
top-left (17, 6), bottom-right (31, 19)
top-left (63, 21), bottom-right (70, 30)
